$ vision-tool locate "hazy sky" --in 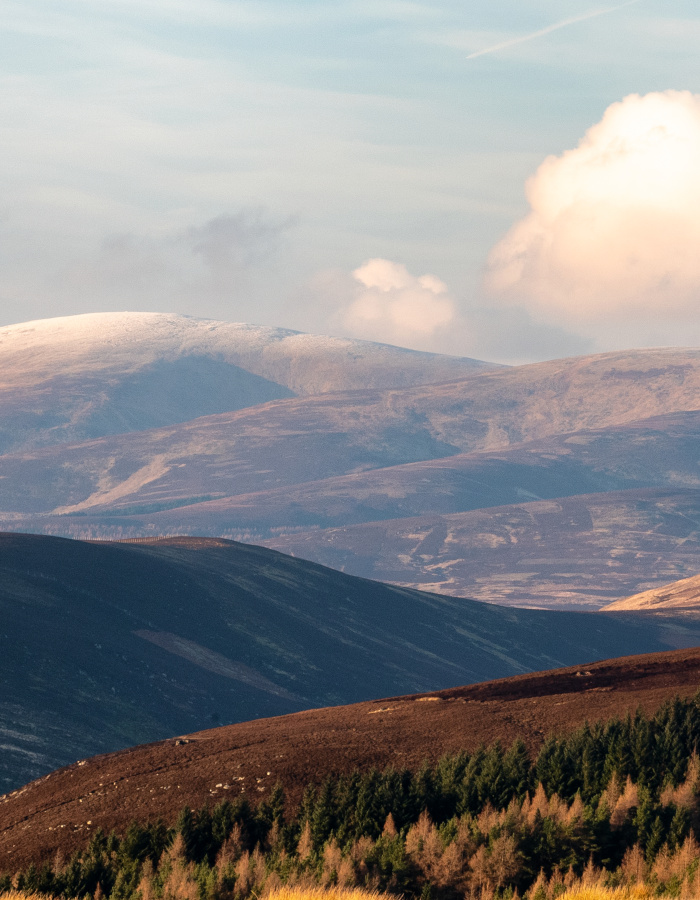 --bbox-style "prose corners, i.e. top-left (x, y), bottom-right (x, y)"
top-left (2, 0), bottom-right (700, 362)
